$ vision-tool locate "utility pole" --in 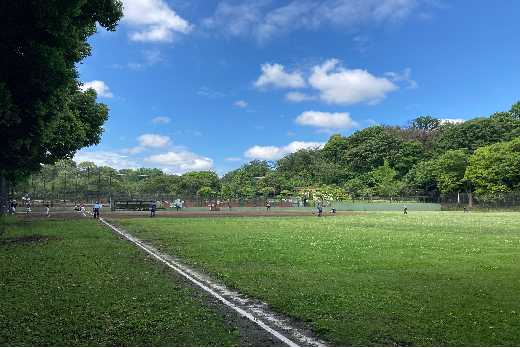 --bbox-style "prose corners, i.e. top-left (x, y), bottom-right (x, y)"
top-left (86, 167), bottom-right (89, 203)
top-left (63, 173), bottom-right (67, 203)
top-left (273, 178), bottom-right (276, 207)
top-left (98, 171), bottom-right (101, 203)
